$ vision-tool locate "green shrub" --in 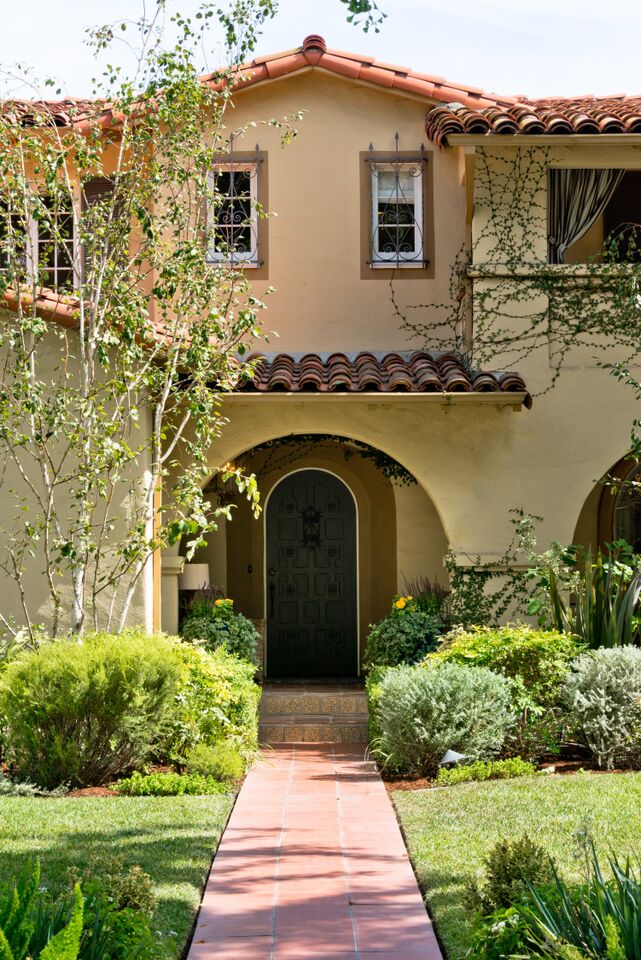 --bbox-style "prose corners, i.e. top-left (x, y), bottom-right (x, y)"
top-left (467, 834), bottom-right (556, 915)
top-left (67, 856), bottom-right (156, 918)
top-left (365, 665), bottom-right (388, 743)
top-left (180, 597), bottom-right (258, 663)
top-left (468, 906), bottom-right (534, 960)
top-left (372, 661), bottom-right (514, 775)
top-left (0, 631), bottom-right (184, 789)
top-left (364, 596), bottom-right (443, 669)
top-left (434, 757), bottom-right (535, 787)
top-left (430, 624), bottom-right (581, 702)
top-left (117, 770), bottom-right (229, 796)
top-left (162, 644), bottom-right (260, 763)
top-left (186, 742), bottom-right (245, 781)
top-left (563, 647), bottom-right (641, 769)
